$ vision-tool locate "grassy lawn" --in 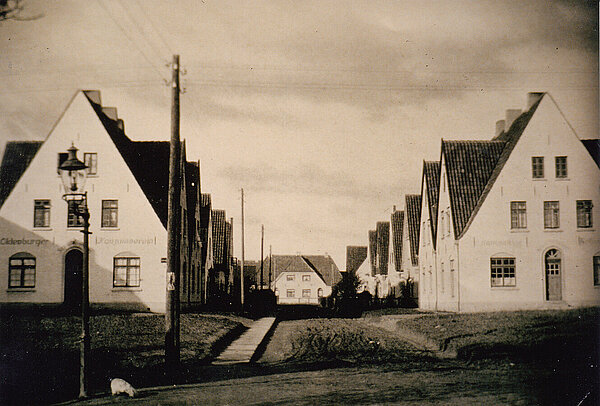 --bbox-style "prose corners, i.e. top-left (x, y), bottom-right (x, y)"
top-left (0, 311), bottom-right (246, 404)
